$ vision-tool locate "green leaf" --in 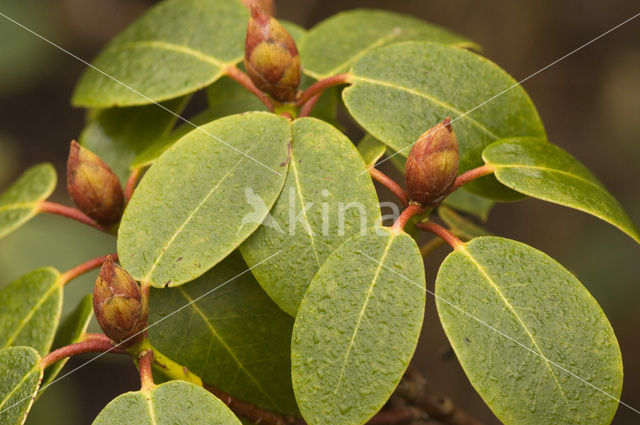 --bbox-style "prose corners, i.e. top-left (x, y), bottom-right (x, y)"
top-left (91, 380), bottom-right (242, 425)
top-left (483, 137), bottom-right (640, 243)
top-left (0, 268), bottom-right (63, 355)
top-left (0, 346), bottom-right (42, 425)
top-left (438, 206), bottom-right (491, 240)
top-left (40, 295), bottom-right (93, 391)
top-left (357, 134), bottom-right (387, 168)
top-left (149, 251), bottom-right (298, 416)
top-left (72, 0), bottom-right (249, 107)
top-left (206, 76), bottom-right (268, 116)
top-left (118, 112), bottom-right (290, 287)
top-left (436, 236), bottom-right (622, 425)
top-left (299, 9), bottom-right (478, 79)
top-left (240, 118), bottom-right (381, 316)
top-left (343, 41), bottom-right (545, 200)
top-left (79, 96), bottom-right (189, 181)
top-left (292, 227), bottom-right (425, 425)
top-left (442, 189), bottom-right (494, 222)
top-left (0, 164), bottom-right (56, 240)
